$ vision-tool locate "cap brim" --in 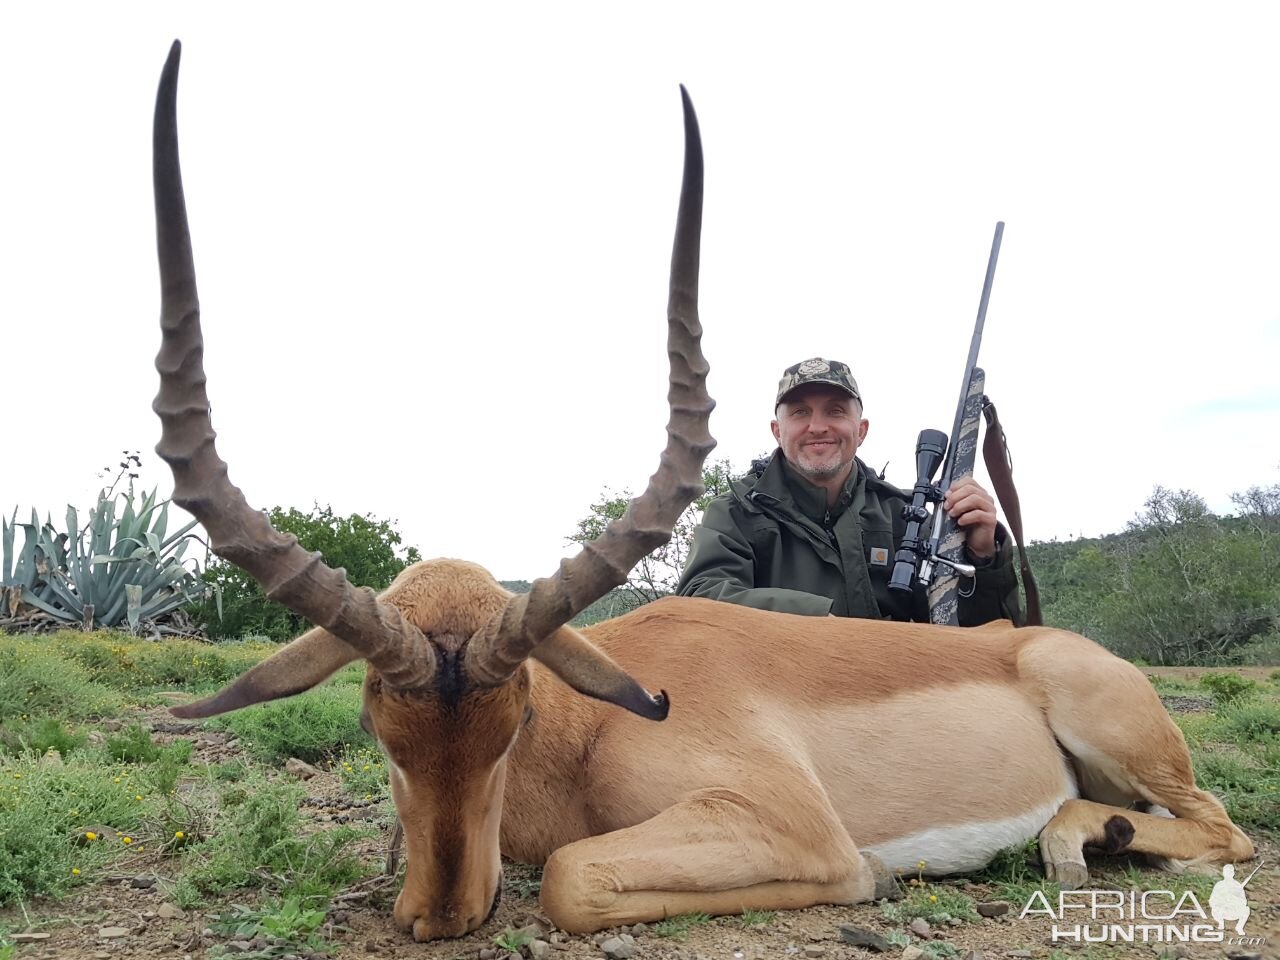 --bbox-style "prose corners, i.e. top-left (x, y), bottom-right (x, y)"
top-left (776, 379), bottom-right (861, 405)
